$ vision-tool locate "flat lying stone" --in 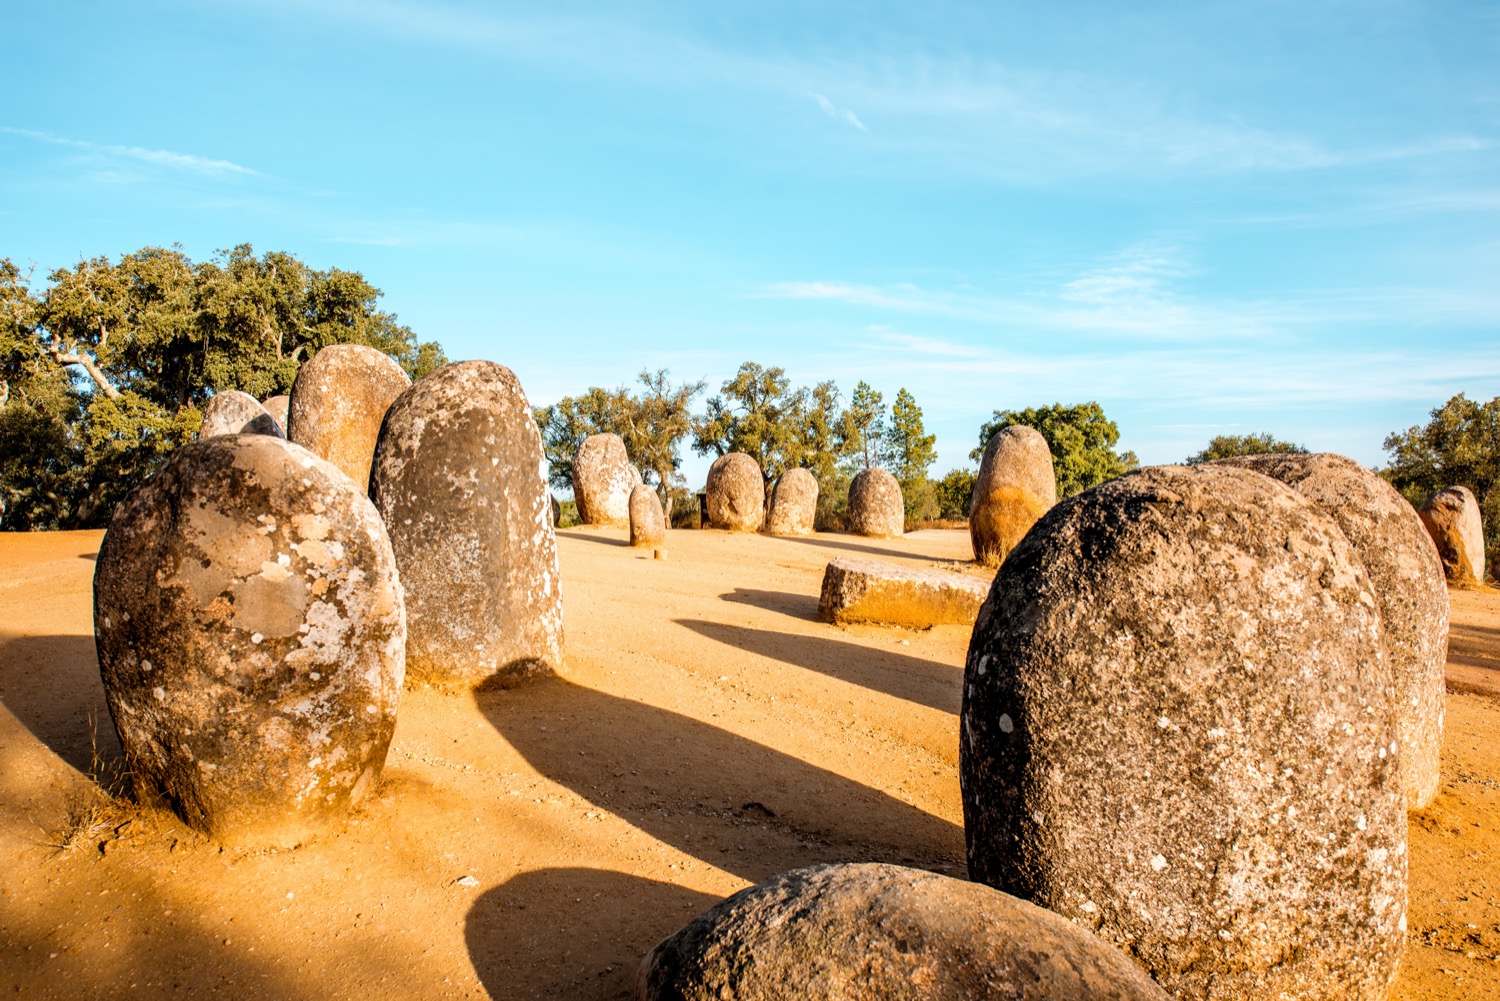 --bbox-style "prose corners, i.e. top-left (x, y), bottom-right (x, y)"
top-left (818, 557), bottom-right (990, 628)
